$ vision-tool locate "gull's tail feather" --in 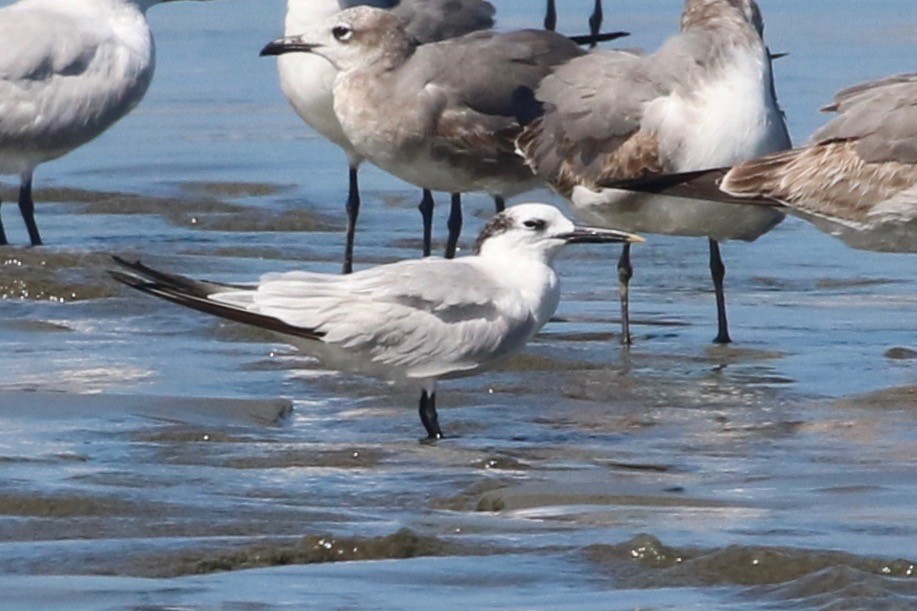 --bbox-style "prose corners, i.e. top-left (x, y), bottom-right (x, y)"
top-left (599, 168), bottom-right (783, 208)
top-left (110, 257), bottom-right (324, 342)
top-left (568, 30), bottom-right (629, 46)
